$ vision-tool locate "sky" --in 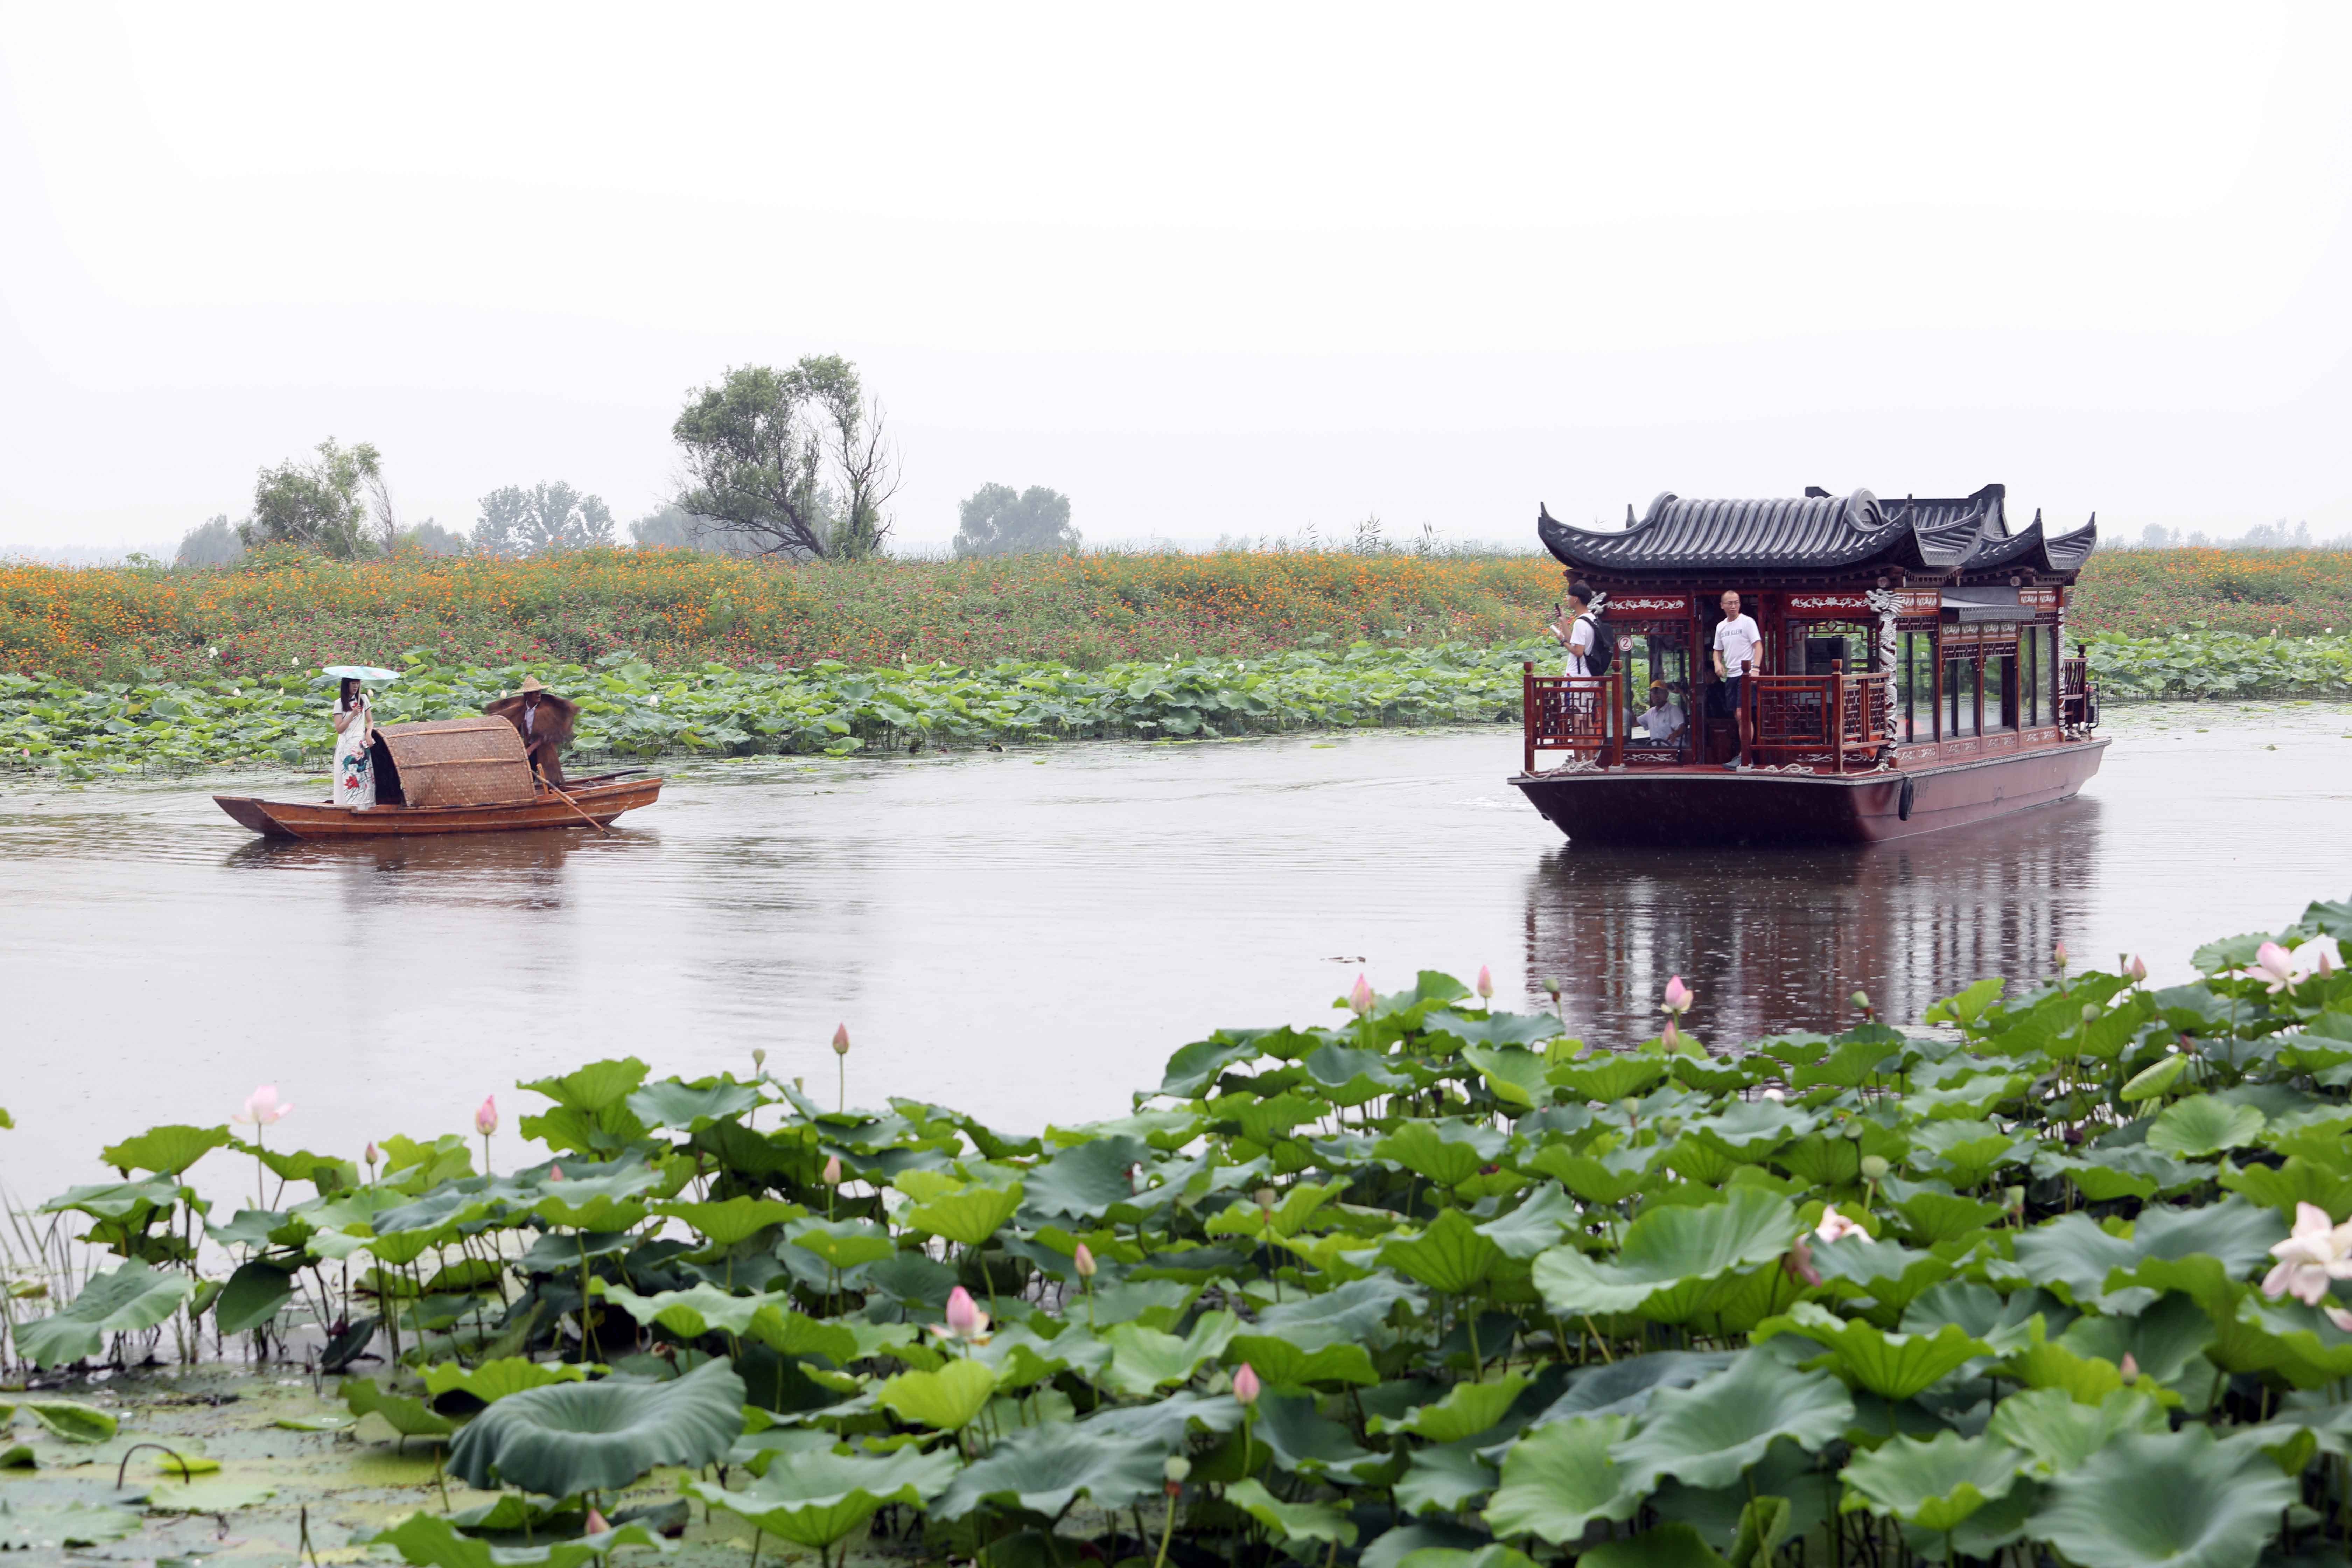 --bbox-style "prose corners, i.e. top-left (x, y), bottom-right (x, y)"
top-left (3, 2), bottom-right (2350, 556)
